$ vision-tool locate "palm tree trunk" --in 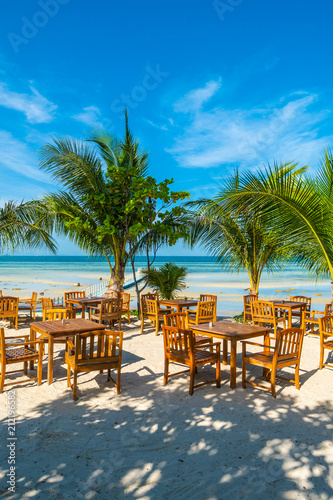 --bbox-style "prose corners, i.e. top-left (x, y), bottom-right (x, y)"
top-left (103, 265), bottom-right (125, 298)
